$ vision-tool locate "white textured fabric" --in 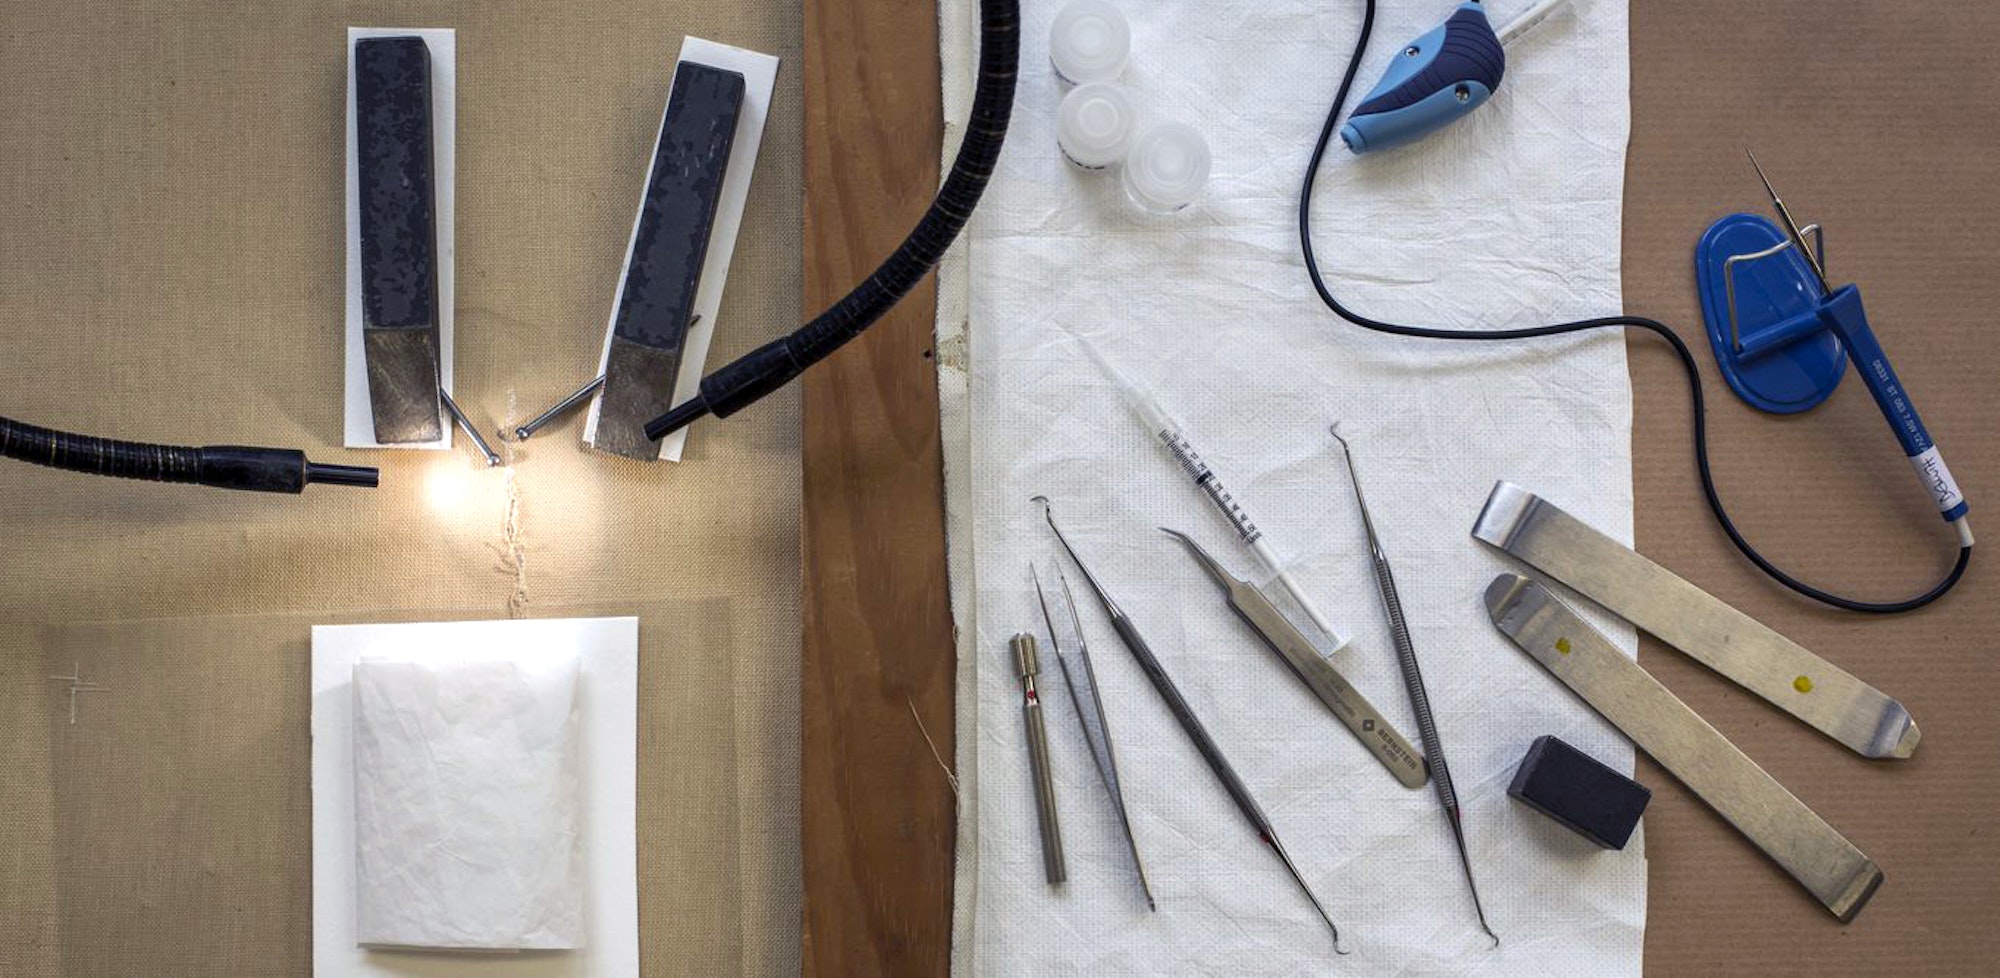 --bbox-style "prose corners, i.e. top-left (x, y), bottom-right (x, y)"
top-left (313, 617), bottom-right (641, 978)
top-left (941, 0), bottom-right (1644, 974)
top-left (353, 658), bottom-right (584, 950)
